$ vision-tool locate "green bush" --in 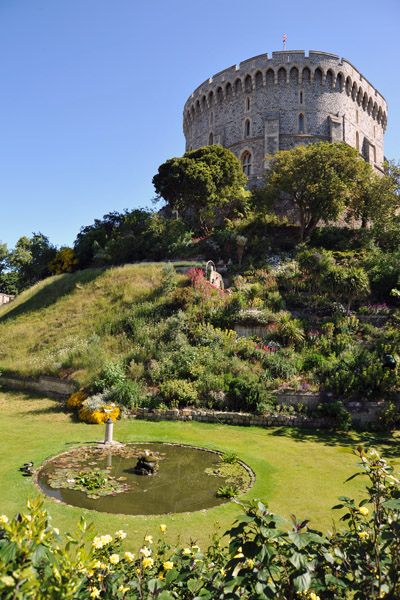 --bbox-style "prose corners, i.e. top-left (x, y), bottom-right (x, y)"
top-left (94, 361), bottom-right (126, 392)
top-left (159, 378), bottom-right (198, 407)
top-left (225, 375), bottom-right (275, 414)
top-left (317, 399), bottom-right (352, 430)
